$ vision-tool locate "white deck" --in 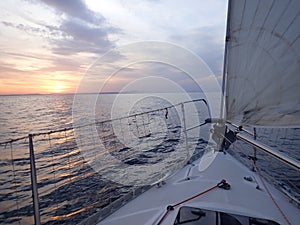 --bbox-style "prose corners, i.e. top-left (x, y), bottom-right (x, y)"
top-left (97, 152), bottom-right (299, 225)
